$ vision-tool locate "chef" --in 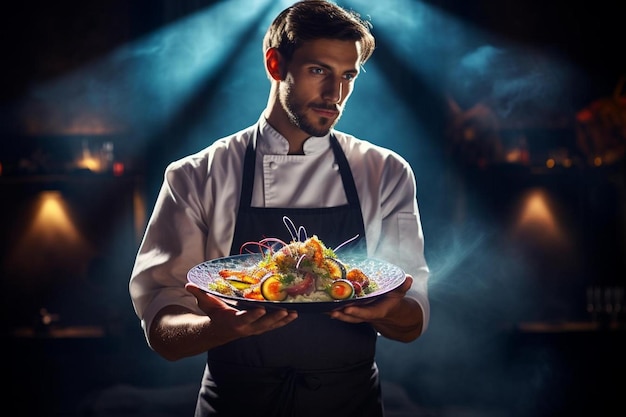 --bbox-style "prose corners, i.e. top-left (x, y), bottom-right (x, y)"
top-left (129, 1), bottom-right (430, 416)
